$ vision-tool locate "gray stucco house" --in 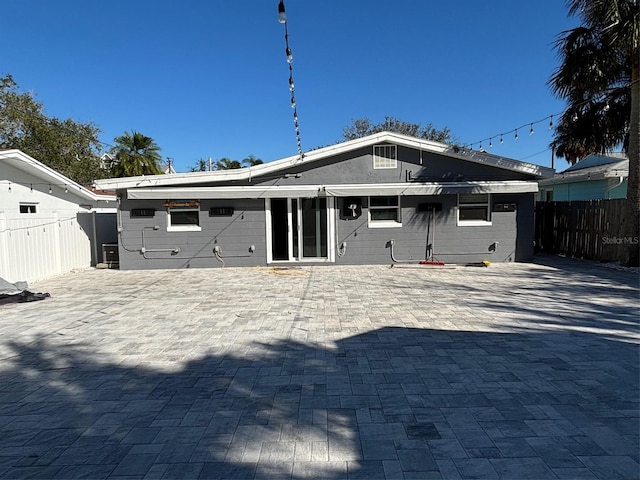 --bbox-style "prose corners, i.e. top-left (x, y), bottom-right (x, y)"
top-left (93, 132), bottom-right (553, 269)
